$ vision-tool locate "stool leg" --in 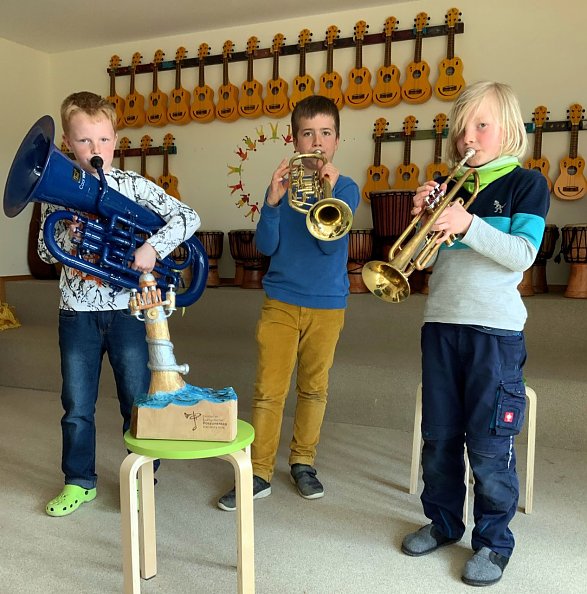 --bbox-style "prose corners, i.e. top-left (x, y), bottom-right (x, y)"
top-left (120, 454), bottom-right (157, 594)
top-left (409, 385), bottom-right (423, 494)
top-left (138, 462), bottom-right (157, 578)
top-left (220, 447), bottom-right (255, 594)
top-left (524, 387), bottom-right (537, 514)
